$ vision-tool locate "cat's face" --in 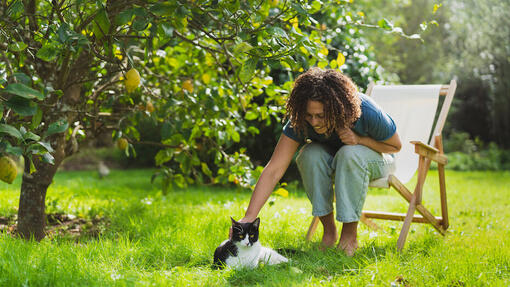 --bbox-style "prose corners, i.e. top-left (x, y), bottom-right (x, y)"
top-left (231, 217), bottom-right (260, 247)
